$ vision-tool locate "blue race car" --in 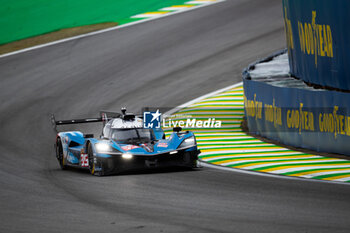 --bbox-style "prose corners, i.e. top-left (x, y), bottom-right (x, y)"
top-left (51, 109), bottom-right (200, 176)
